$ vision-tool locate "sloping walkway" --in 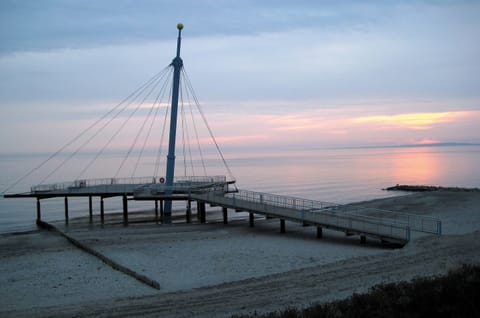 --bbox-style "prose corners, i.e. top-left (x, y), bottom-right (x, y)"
top-left (193, 190), bottom-right (441, 245)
